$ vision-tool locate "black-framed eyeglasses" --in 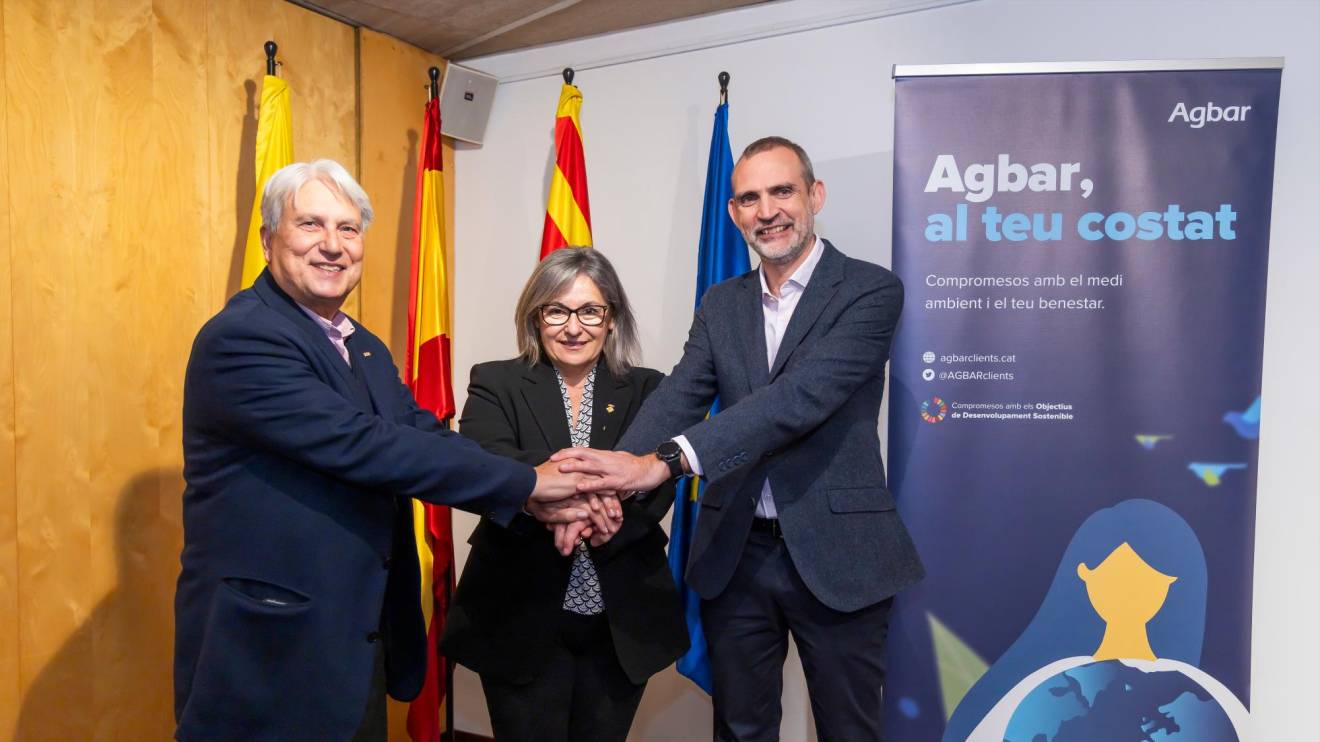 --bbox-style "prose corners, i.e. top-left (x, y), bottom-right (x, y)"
top-left (539, 303), bottom-right (609, 326)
